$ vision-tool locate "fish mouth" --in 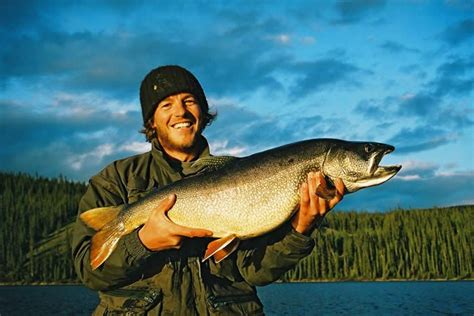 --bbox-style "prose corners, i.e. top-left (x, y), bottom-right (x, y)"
top-left (360, 146), bottom-right (402, 187)
top-left (373, 164), bottom-right (402, 179)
